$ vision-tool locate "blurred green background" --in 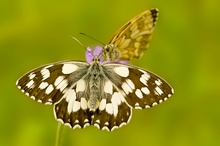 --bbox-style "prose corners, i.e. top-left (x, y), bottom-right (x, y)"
top-left (1, 0), bottom-right (220, 146)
